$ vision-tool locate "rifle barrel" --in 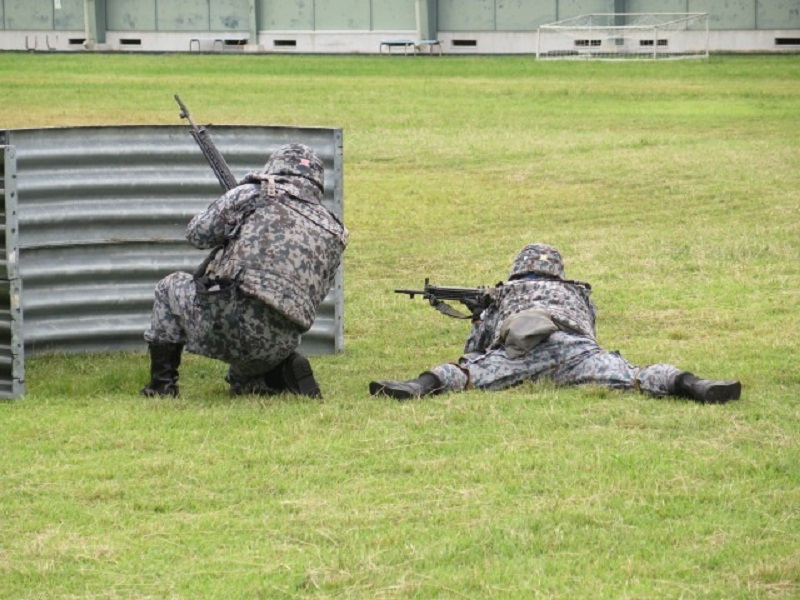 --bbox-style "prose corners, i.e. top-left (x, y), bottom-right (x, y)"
top-left (174, 94), bottom-right (237, 191)
top-left (174, 94), bottom-right (196, 126)
top-left (394, 289), bottom-right (426, 298)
